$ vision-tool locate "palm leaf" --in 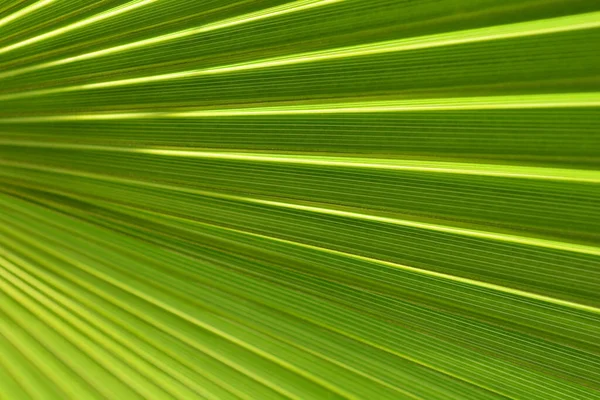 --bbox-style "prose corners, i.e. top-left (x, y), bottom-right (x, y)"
top-left (0, 0), bottom-right (599, 399)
